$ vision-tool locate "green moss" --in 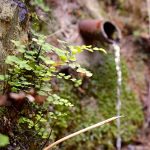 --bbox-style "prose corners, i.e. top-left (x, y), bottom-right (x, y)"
top-left (57, 52), bottom-right (144, 149)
